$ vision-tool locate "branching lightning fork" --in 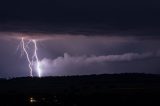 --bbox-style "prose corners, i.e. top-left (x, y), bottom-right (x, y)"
top-left (19, 37), bottom-right (41, 77)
